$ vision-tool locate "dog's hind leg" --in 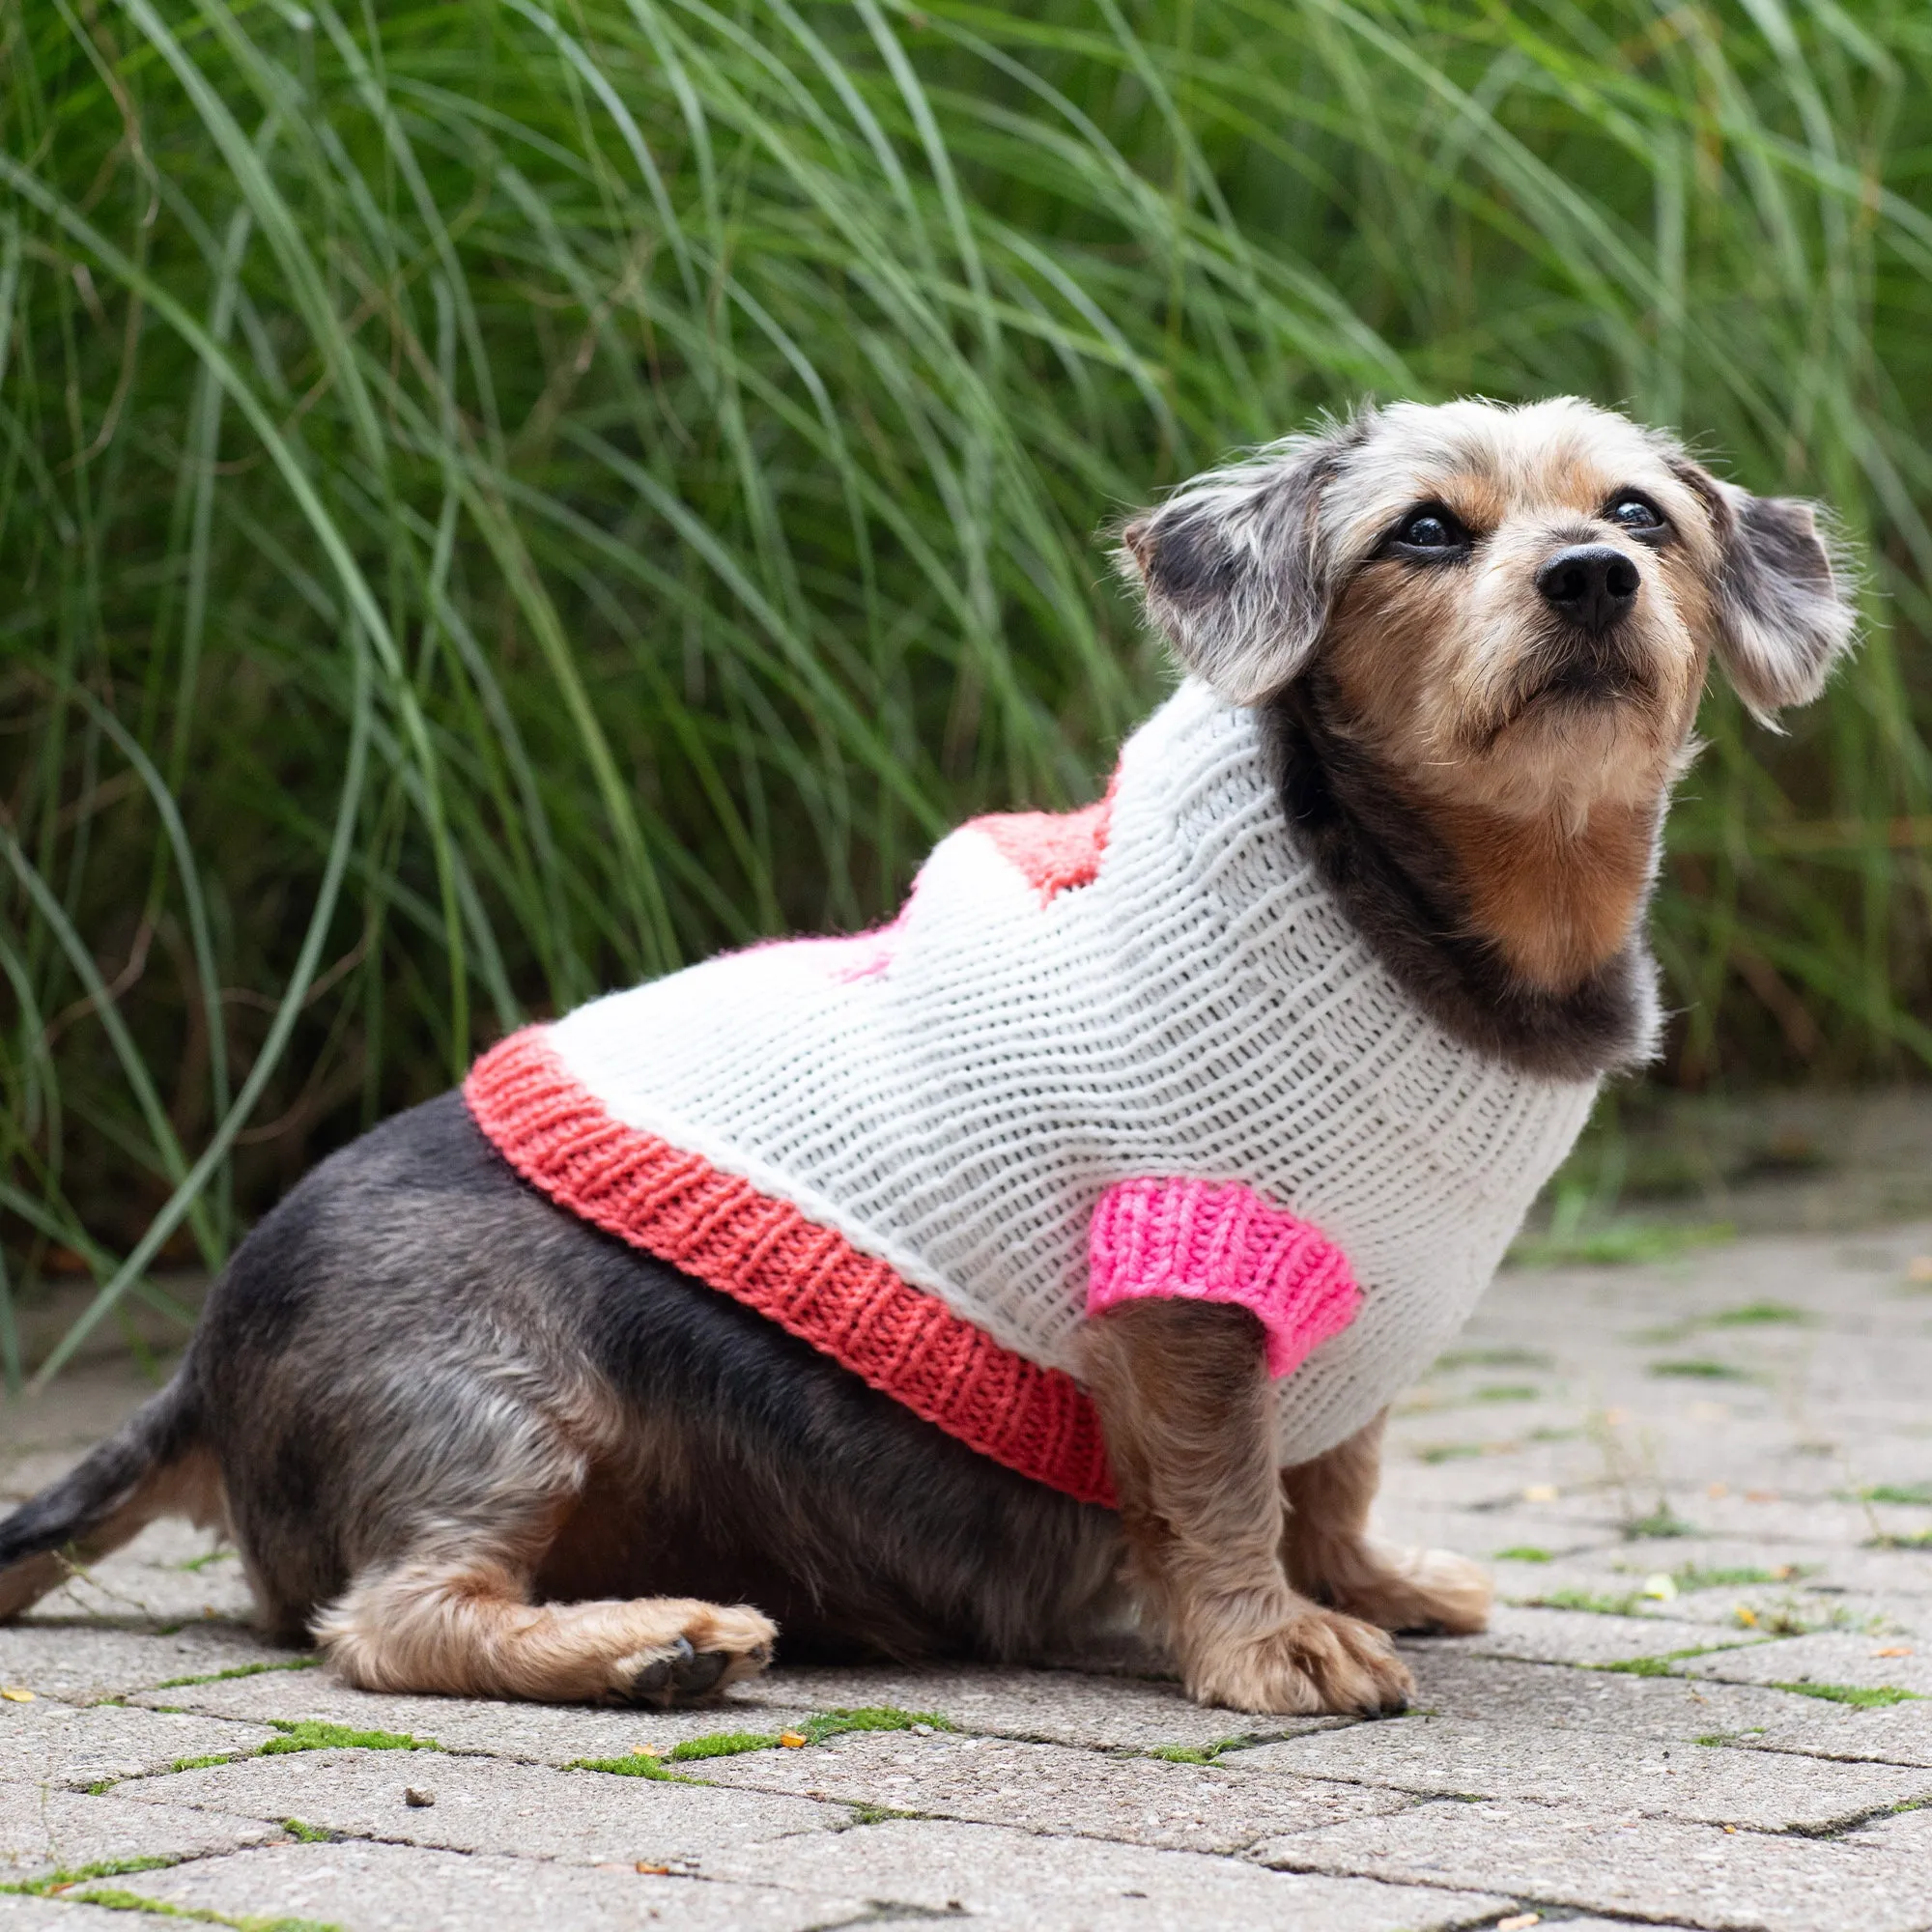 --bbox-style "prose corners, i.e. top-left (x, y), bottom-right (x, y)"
top-left (1280, 1411), bottom-right (1491, 1634)
top-left (315, 1548), bottom-right (776, 1706)
top-left (302, 1404), bottom-right (775, 1704)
